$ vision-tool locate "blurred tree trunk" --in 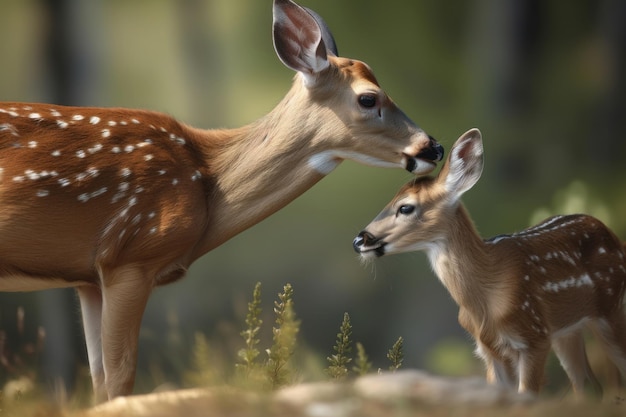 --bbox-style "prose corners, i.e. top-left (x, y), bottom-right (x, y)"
top-left (468, 0), bottom-right (542, 120)
top-left (41, 0), bottom-right (103, 105)
top-left (593, 0), bottom-right (626, 169)
top-left (176, 0), bottom-right (226, 127)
